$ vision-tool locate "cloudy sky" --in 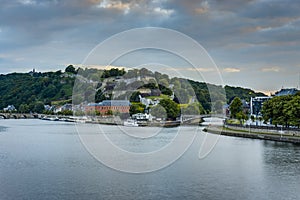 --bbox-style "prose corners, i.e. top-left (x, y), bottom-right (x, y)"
top-left (0, 0), bottom-right (299, 93)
